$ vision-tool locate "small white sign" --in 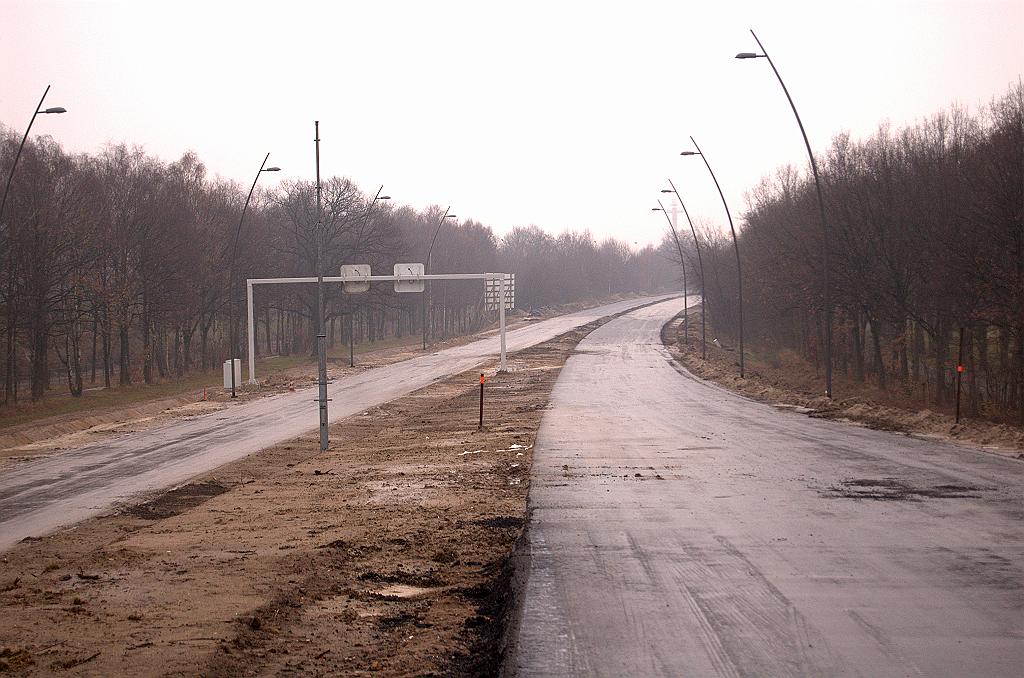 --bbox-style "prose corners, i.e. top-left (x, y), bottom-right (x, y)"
top-left (222, 358), bottom-right (241, 390)
top-left (394, 263), bottom-right (425, 293)
top-left (341, 264), bottom-right (371, 294)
